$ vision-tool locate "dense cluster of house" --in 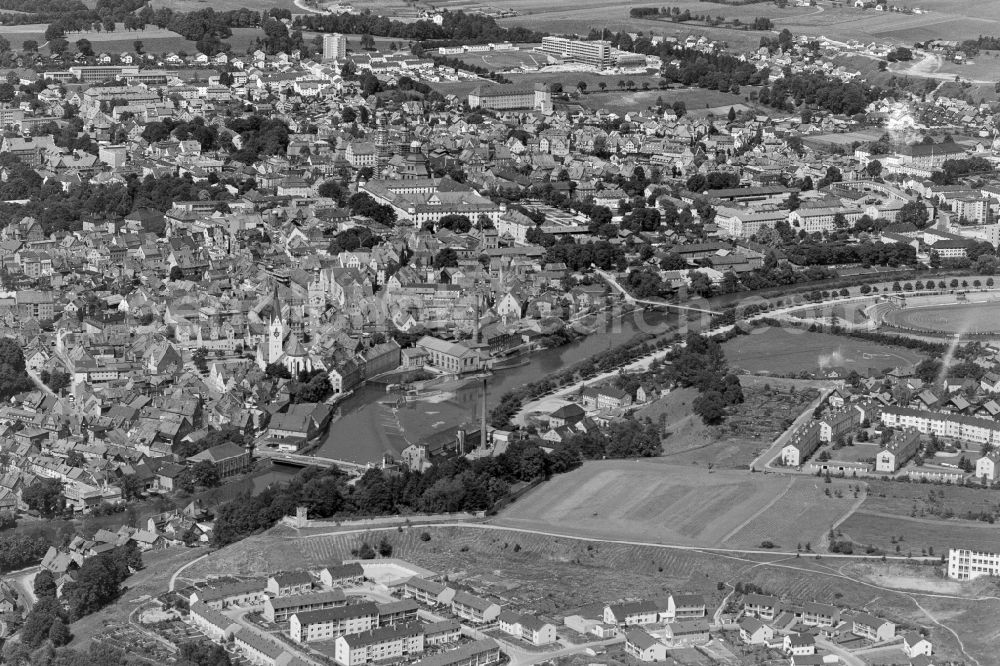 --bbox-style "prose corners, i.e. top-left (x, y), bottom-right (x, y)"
top-left (779, 367), bottom-right (1000, 484)
top-left (179, 559), bottom-right (526, 666)
top-left (738, 593), bottom-right (934, 666)
top-left (560, 592), bottom-right (709, 658)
